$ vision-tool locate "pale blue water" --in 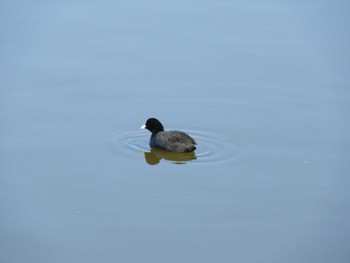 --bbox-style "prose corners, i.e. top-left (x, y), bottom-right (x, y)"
top-left (1, 1), bottom-right (350, 263)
